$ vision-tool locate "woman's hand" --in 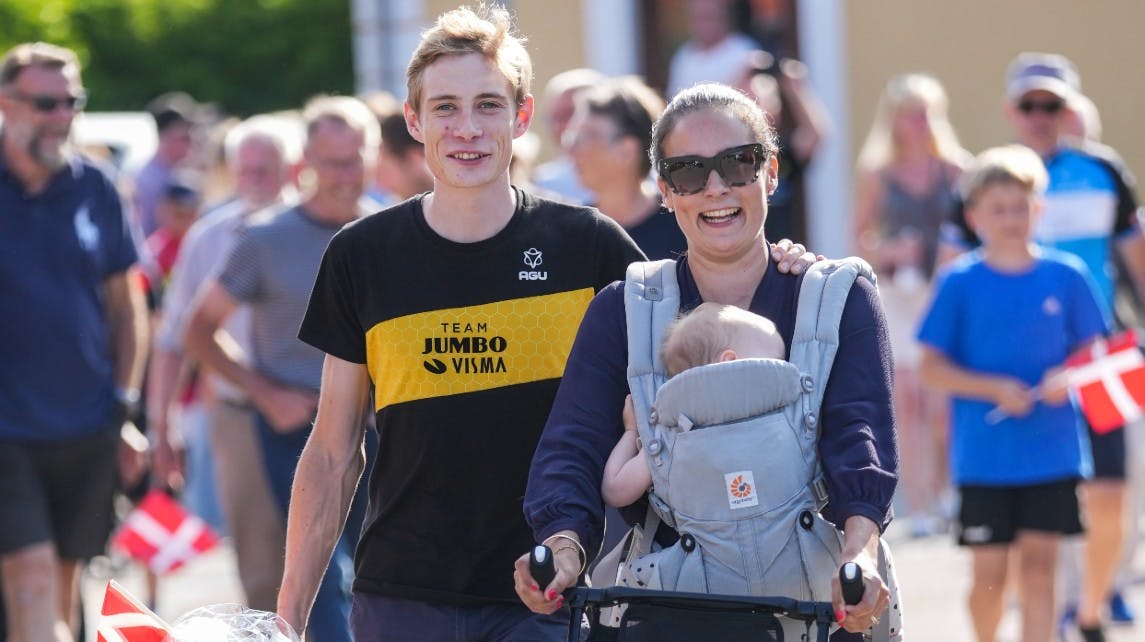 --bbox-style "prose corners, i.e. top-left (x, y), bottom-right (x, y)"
top-left (770, 238), bottom-right (822, 275)
top-left (513, 532), bottom-right (582, 614)
top-left (831, 549), bottom-right (891, 634)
